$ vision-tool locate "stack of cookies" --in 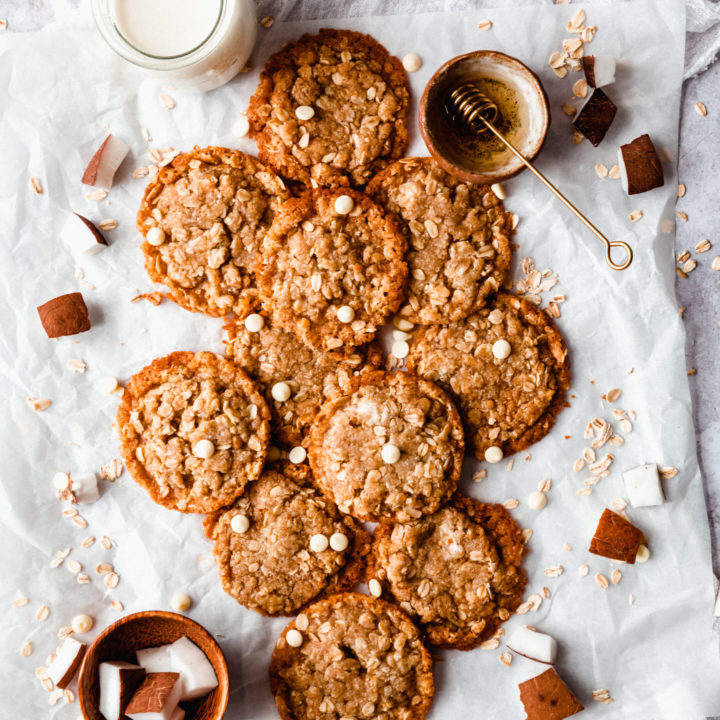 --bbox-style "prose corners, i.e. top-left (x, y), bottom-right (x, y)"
top-left (116, 28), bottom-right (572, 720)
